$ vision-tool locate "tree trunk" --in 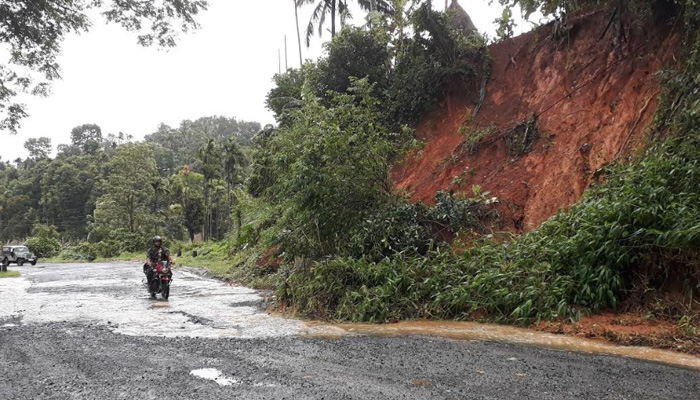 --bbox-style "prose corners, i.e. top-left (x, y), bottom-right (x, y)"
top-left (294, 0), bottom-right (303, 67)
top-left (203, 183), bottom-right (209, 242)
top-left (331, 0), bottom-right (336, 37)
top-left (128, 194), bottom-right (135, 233)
